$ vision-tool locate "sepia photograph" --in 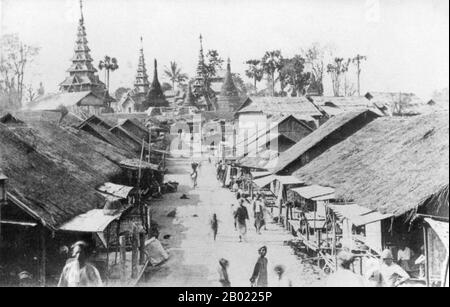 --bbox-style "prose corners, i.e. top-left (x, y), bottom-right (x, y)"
top-left (0, 0), bottom-right (448, 290)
